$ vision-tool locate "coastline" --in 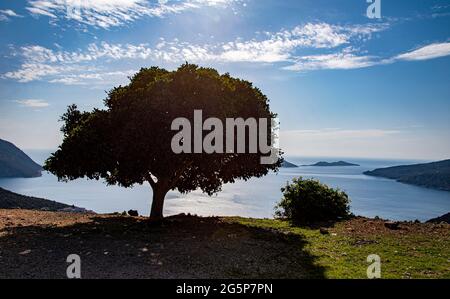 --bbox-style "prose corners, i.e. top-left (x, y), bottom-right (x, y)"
top-left (0, 187), bottom-right (92, 213)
